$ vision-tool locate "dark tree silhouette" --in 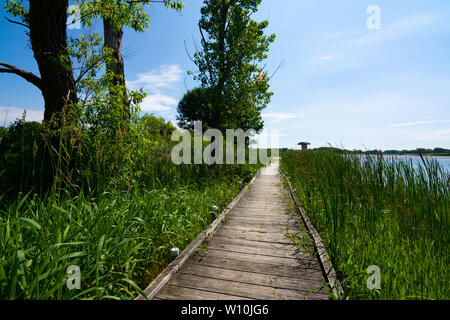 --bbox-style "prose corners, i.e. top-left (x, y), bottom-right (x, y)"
top-left (1, 0), bottom-right (78, 125)
top-left (177, 87), bottom-right (213, 131)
